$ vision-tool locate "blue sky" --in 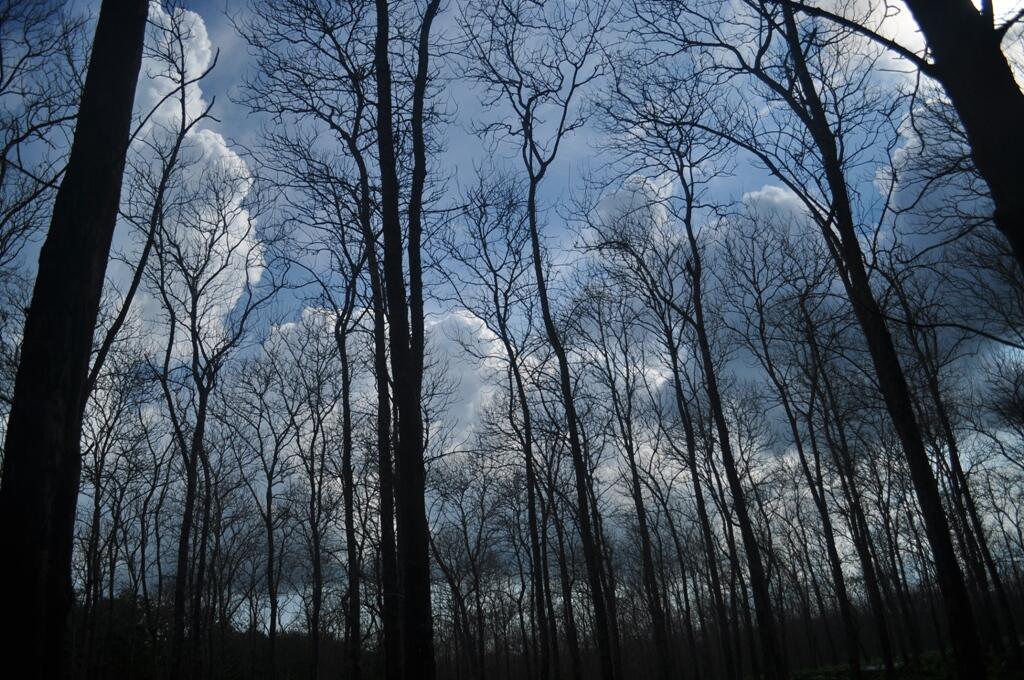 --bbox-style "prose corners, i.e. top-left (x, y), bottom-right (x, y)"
top-left (37, 0), bottom-right (946, 442)
top-left (62, 0), bottom-right (822, 265)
